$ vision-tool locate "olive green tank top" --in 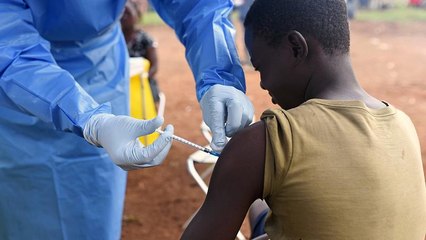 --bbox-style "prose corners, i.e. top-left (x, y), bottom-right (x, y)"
top-left (261, 99), bottom-right (426, 240)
